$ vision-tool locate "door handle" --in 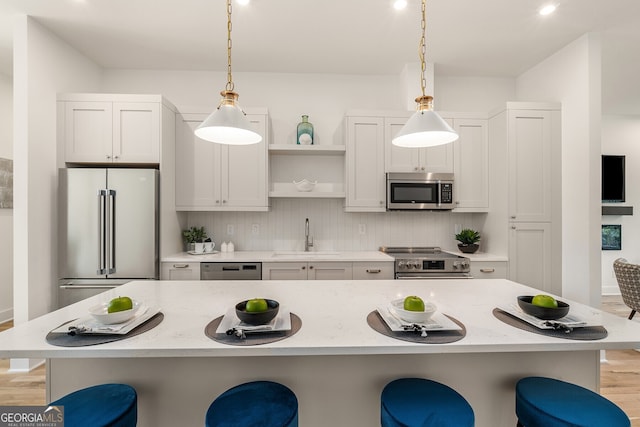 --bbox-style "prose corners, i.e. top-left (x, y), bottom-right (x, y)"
top-left (479, 268), bottom-right (495, 273)
top-left (97, 190), bottom-right (107, 275)
top-left (366, 269), bottom-right (381, 274)
top-left (107, 189), bottom-right (116, 274)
